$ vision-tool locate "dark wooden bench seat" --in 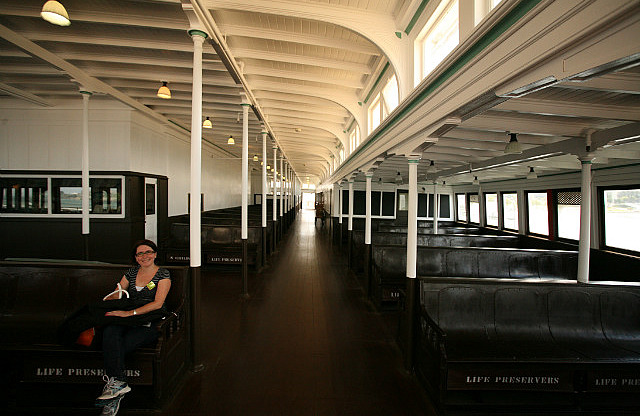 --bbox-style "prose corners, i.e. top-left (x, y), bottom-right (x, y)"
top-left (0, 262), bottom-right (189, 411)
top-left (416, 277), bottom-right (640, 409)
top-left (371, 245), bottom-right (578, 309)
